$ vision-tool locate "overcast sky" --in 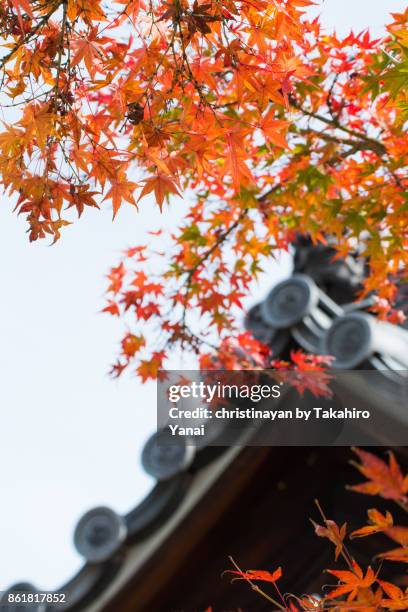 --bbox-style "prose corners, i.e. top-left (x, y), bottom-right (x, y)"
top-left (0, 0), bottom-right (405, 593)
